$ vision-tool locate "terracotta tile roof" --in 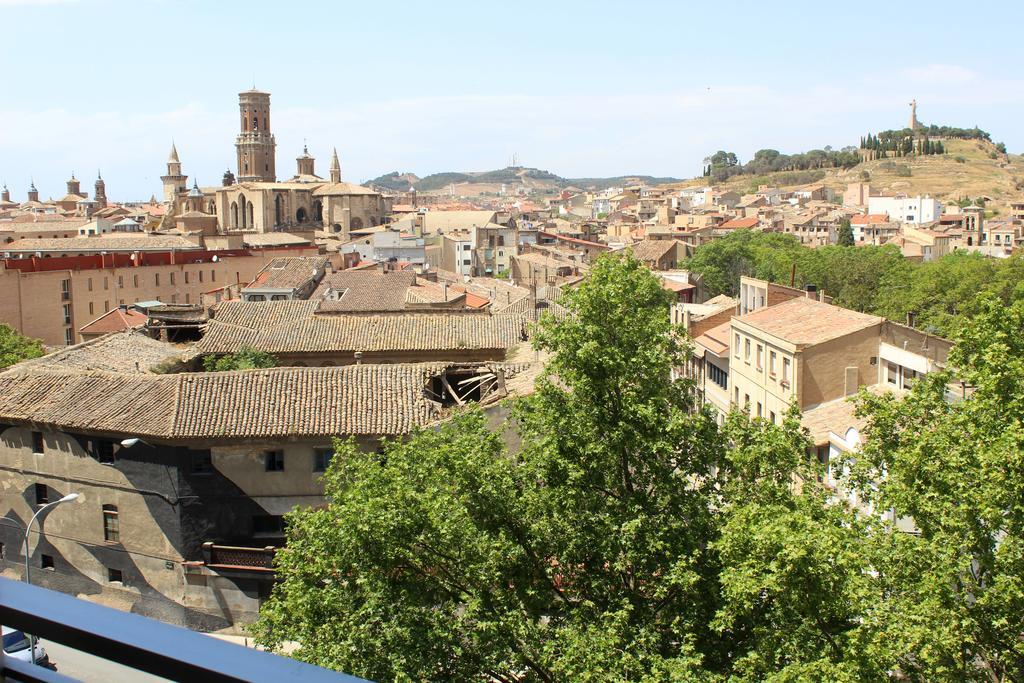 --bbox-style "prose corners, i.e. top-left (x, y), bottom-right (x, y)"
top-left (313, 270), bottom-right (419, 312)
top-left (693, 320), bottom-right (731, 356)
top-left (800, 384), bottom-right (902, 445)
top-left (629, 239), bottom-right (678, 263)
top-left (720, 216), bottom-right (760, 229)
top-left (241, 232), bottom-right (311, 247)
top-left (14, 331), bottom-right (185, 374)
top-left (201, 301), bottom-right (526, 354)
top-left (851, 214), bottom-right (890, 225)
top-left (735, 297), bottom-right (883, 347)
top-left (3, 235), bottom-right (201, 252)
top-left (311, 182), bottom-right (379, 197)
top-left (78, 307), bottom-right (148, 336)
top-left (246, 256), bottom-right (328, 291)
top-left (0, 363), bottom-right (534, 439)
